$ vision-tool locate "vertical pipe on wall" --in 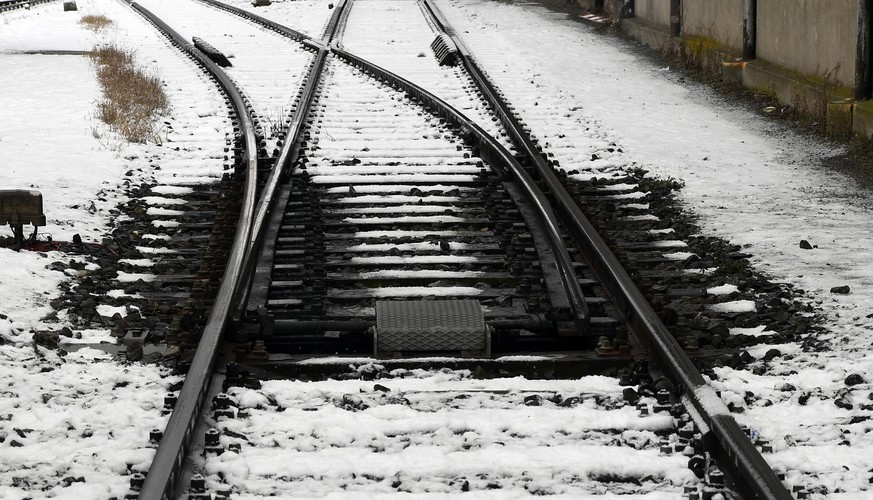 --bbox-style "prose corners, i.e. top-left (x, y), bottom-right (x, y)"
top-left (856, 0), bottom-right (873, 100)
top-left (623, 0), bottom-right (634, 18)
top-left (669, 0), bottom-right (681, 36)
top-left (743, 0), bottom-right (757, 59)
